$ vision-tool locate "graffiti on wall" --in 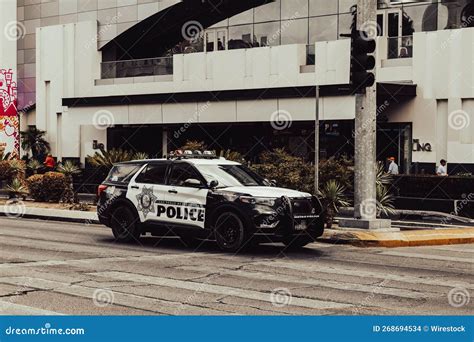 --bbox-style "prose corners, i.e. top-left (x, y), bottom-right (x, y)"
top-left (0, 68), bottom-right (19, 157)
